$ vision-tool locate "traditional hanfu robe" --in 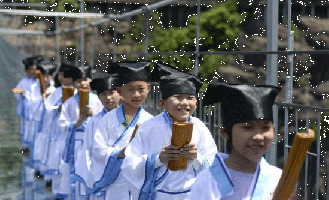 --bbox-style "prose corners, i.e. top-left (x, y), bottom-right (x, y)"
top-left (190, 153), bottom-right (282, 200)
top-left (73, 108), bottom-right (108, 200)
top-left (91, 105), bottom-right (153, 200)
top-left (14, 76), bottom-right (42, 147)
top-left (121, 111), bottom-right (218, 200)
top-left (56, 92), bottom-right (103, 198)
top-left (42, 87), bottom-right (74, 195)
top-left (31, 84), bottom-right (57, 170)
